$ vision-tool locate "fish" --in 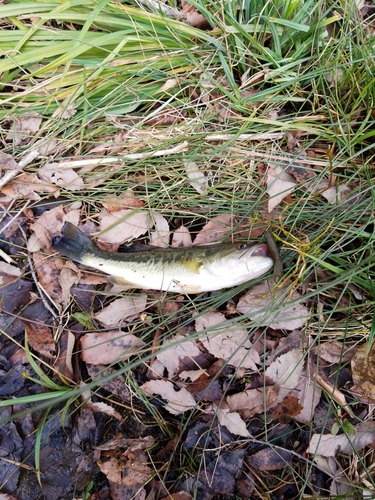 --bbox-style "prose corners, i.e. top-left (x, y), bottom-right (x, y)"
top-left (51, 222), bottom-right (274, 293)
